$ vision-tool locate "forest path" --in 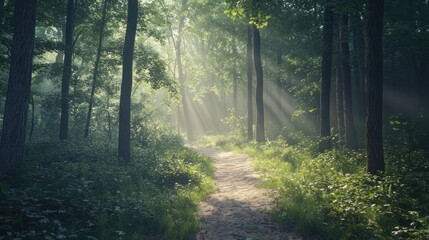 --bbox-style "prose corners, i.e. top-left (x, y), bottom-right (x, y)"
top-left (193, 148), bottom-right (302, 240)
